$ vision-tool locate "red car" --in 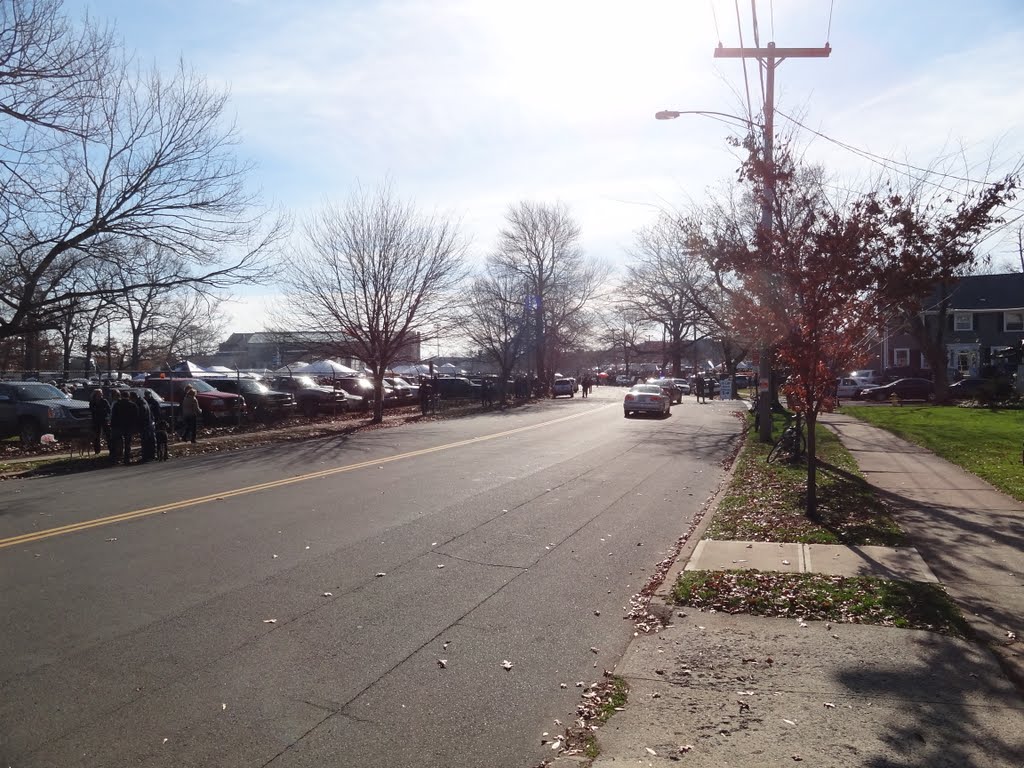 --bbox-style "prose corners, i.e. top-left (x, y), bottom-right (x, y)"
top-left (145, 376), bottom-right (246, 422)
